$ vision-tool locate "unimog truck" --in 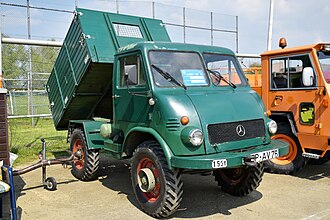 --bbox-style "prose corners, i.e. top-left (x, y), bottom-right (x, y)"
top-left (47, 8), bottom-right (288, 218)
top-left (246, 38), bottom-right (330, 174)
